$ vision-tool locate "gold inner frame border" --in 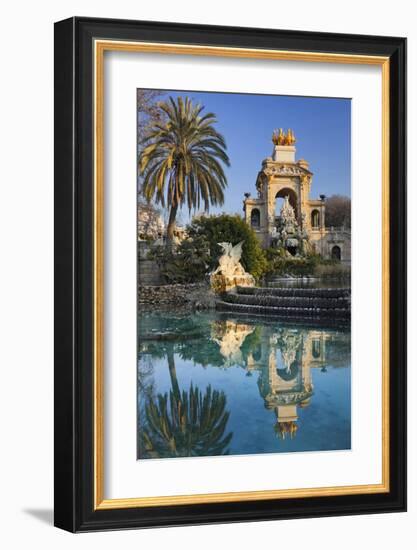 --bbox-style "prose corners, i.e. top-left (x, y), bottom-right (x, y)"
top-left (93, 39), bottom-right (390, 510)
